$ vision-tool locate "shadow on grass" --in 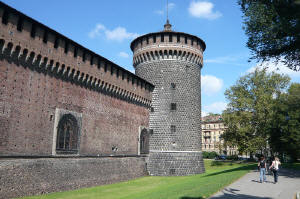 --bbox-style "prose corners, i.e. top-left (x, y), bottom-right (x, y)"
top-left (205, 164), bottom-right (256, 177)
top-left (180, 197), bottom-right (204, 199)
top-left (209, 188), bottom-right (272, 199)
